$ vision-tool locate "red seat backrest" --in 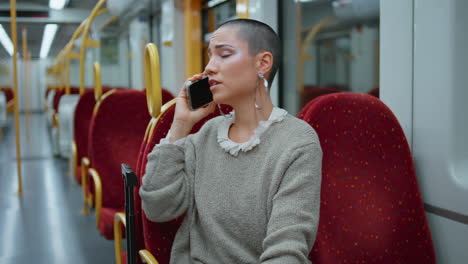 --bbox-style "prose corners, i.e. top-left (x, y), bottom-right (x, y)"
top-left (52, 90), bottom-right (65, 112)
top-left (1, 87), bottom-right (14, 102)
top-left (138, 103), bottom-right (232, 264)
top-left (302, 93), bottom-right (435, 263)
top-left (70, 86), bottom-right (80, 94)
top-left (73, 89), bottom-right (96, 182)
top-left (88, 89), bottom-right (151, 214)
